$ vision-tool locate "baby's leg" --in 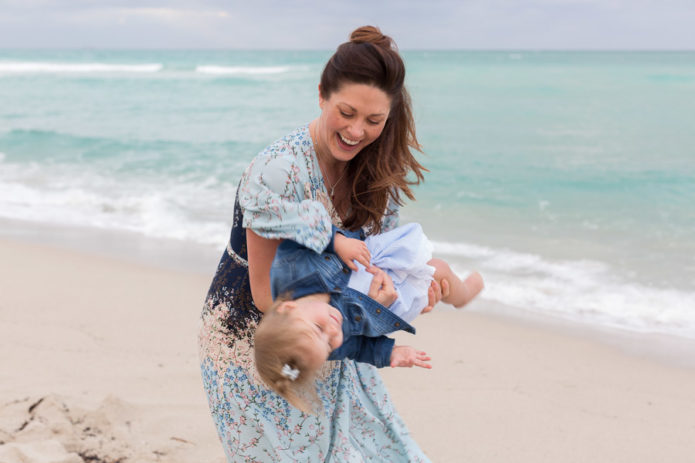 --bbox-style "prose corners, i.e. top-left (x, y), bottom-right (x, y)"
top-left (429, 258), bottom-right (484, 308)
